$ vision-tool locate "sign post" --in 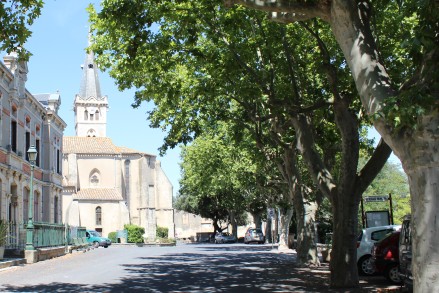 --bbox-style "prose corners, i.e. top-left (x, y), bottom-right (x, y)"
top-left (268, 208), bottom-right (275, 250)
